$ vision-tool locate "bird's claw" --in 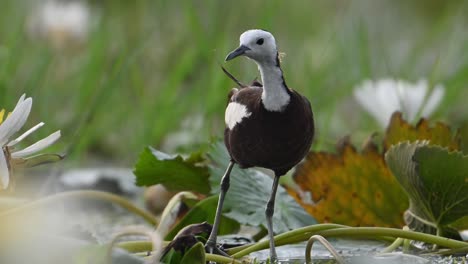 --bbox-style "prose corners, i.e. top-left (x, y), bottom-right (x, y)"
top-left (205, 241), bottom-right (230, 257)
